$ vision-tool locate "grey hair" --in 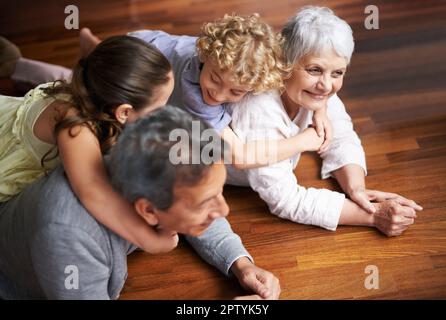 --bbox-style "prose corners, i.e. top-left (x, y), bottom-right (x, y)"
top-left (281, 6), bottom-right (354, 64)
top-left (109, 105), bottom-right (228, 210)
